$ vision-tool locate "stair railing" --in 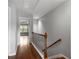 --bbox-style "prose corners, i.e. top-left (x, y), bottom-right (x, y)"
top-left (32, 32), bottom-right (62, 59)
top-left (32, 32), bottom-right (48, 59)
